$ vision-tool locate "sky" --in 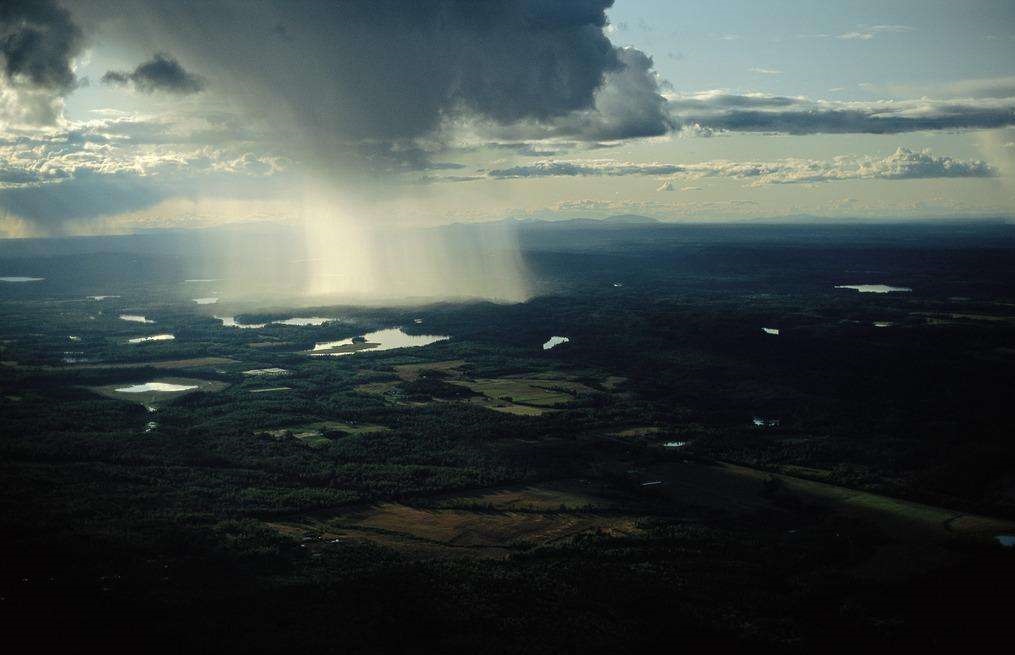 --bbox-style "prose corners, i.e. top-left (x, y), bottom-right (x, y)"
top-left (1, 0), bottom-right (1014, 237)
